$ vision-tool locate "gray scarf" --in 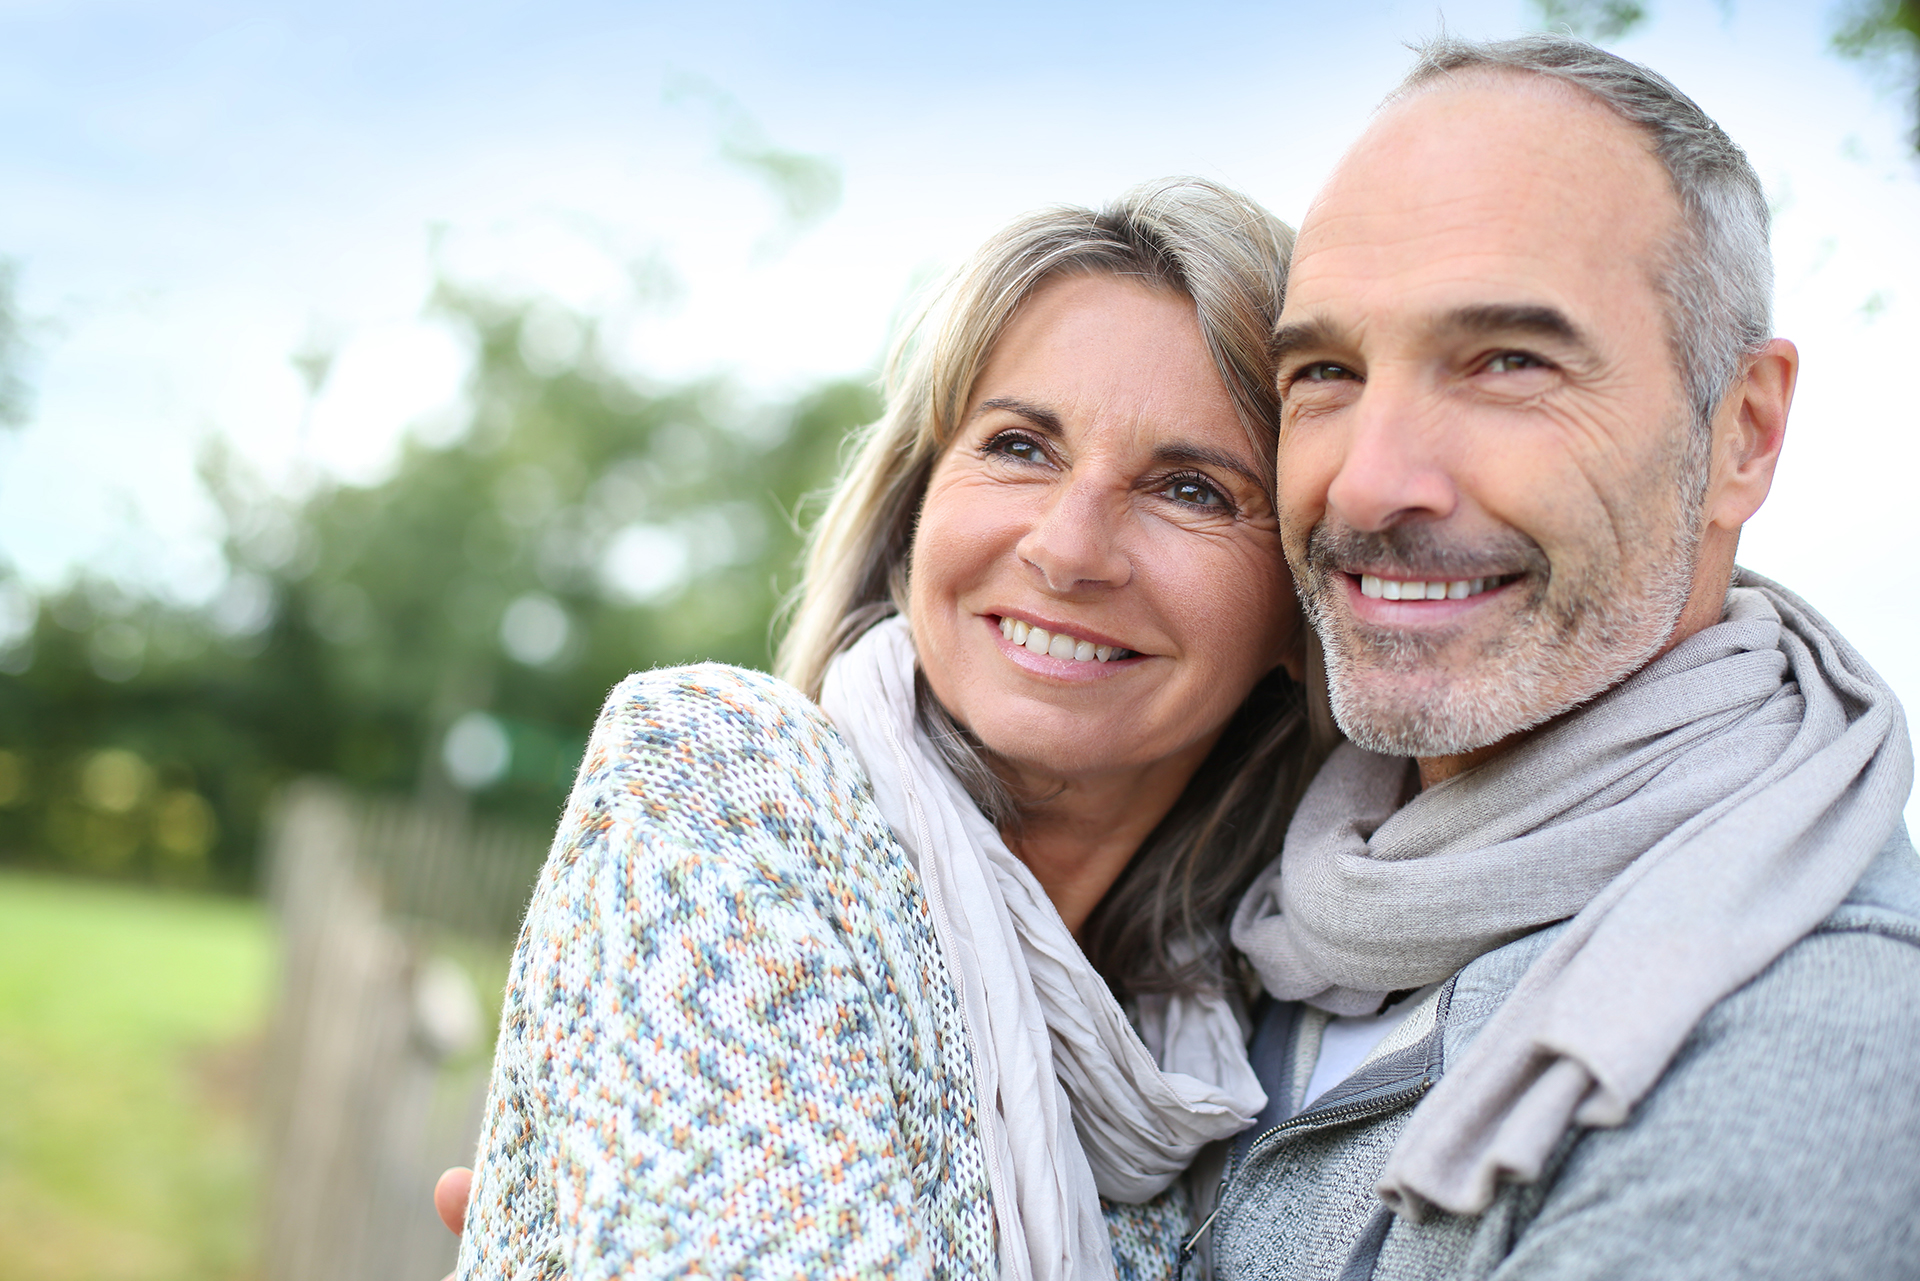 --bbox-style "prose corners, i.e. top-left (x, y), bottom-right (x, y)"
top-left (1230, 570), bottom-right (1913, 1219)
